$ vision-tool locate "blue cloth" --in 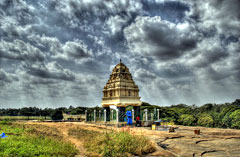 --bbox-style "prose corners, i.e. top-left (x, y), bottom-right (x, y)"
top-left (0, 132), bottom-right (7, 138)
top-left (126, 111), bottom-right (132, 125)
